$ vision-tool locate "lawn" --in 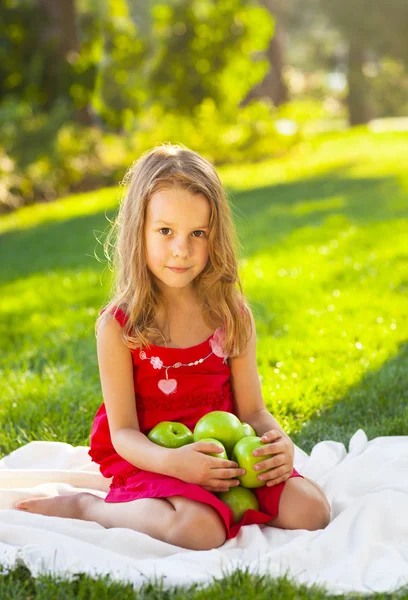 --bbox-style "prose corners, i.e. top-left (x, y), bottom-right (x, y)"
top-left (1, 126), bottom-right (407, 598)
